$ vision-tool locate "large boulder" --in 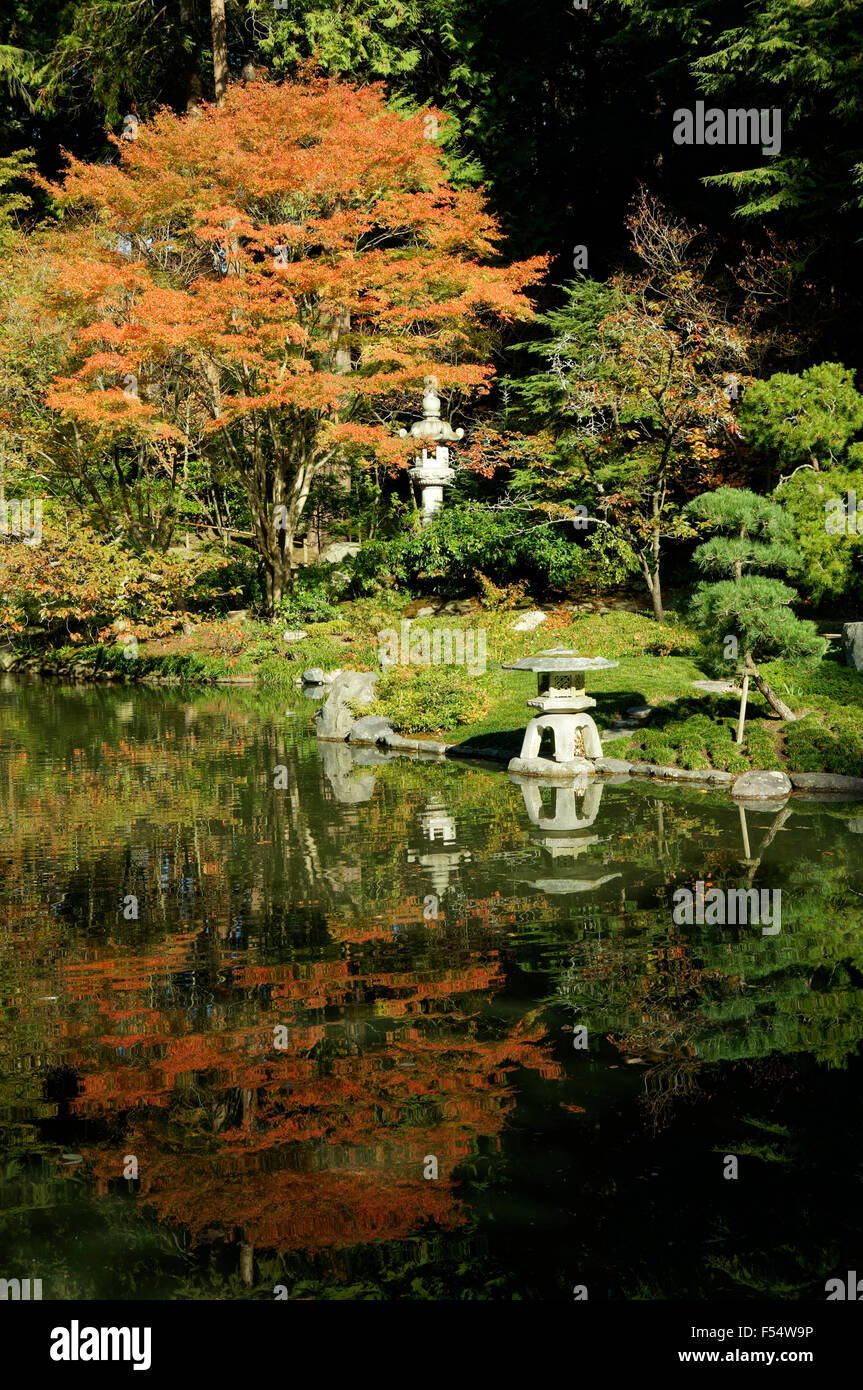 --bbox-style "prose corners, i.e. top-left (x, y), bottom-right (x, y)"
top-left (314, 670), bottom-right (378, 741)
top-left (731, 769), bottom-right (792, 800)
top-left (842, 622), bottom-right (863, 671)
